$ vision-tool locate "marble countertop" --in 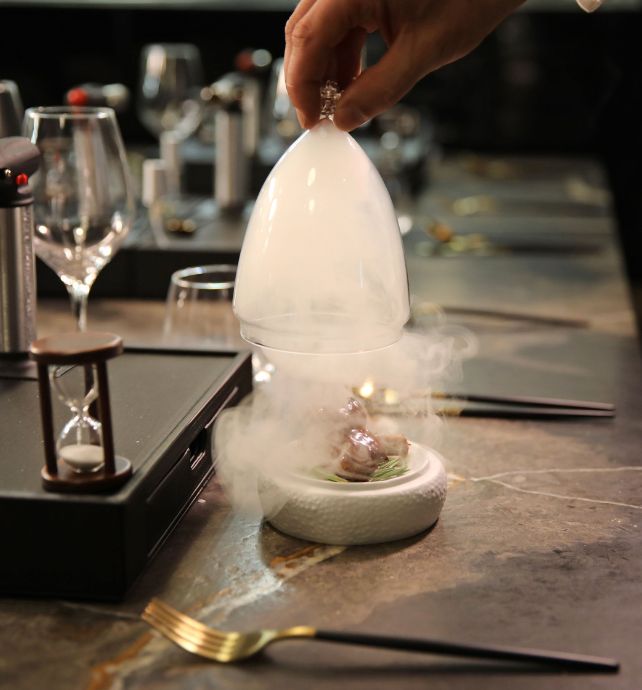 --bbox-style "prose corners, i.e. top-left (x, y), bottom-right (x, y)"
top-left (4, 154), bottom-right (641, 690)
